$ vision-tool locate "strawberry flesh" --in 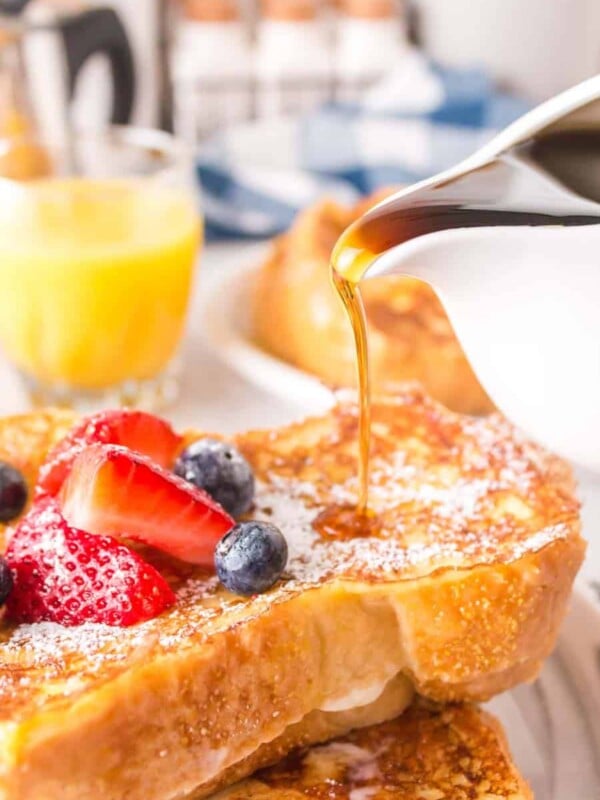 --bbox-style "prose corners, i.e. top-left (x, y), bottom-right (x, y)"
top-left (6, 499), bottom-right (175, 626)
top-left (36, 409), bottom-right (182, 499)
top-left (60, 444), bottom-right (235, 566)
